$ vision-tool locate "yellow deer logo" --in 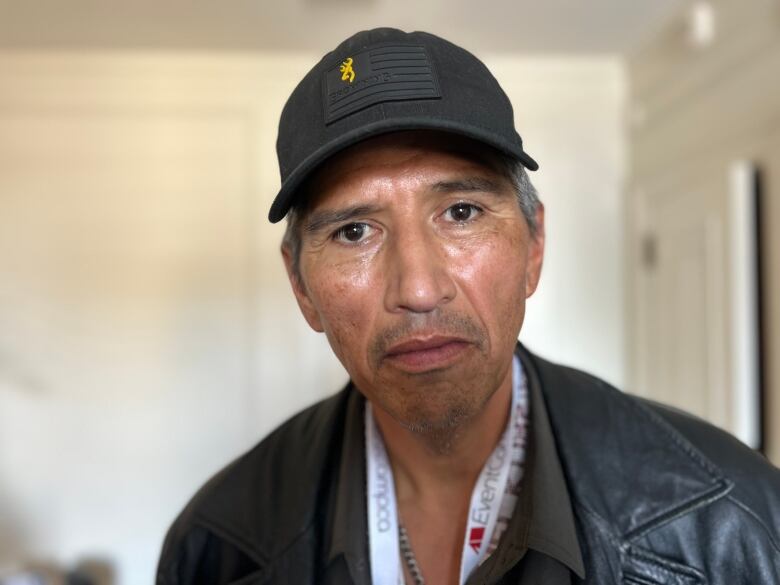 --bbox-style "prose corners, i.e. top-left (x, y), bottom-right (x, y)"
top-left (340, 57), bottom-right (355, 83)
